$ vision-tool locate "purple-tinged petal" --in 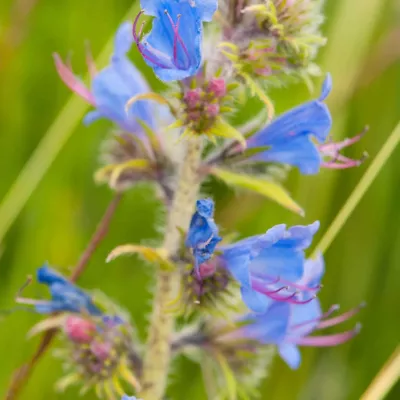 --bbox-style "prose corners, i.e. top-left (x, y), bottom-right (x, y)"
top-left (240, 286), bottom-right (272, 313)
top-left (319, 73), bottom-right (332, 101)
top-left (278, 343), bottom-right (302, 369)
top-left (241, 302), bottom-right (290, 343)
